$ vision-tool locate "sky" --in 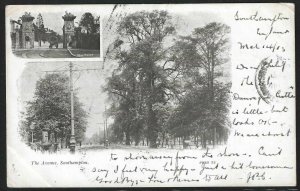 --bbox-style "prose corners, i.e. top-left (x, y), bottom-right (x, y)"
top-left (19, 61), bottom-right (114, 139)
top-left (17, 4), bottom-right (231, 139)
top-left (11, 11), bottom-right (99, 35)
top-left (9, 4), bottom-right (226, 36)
